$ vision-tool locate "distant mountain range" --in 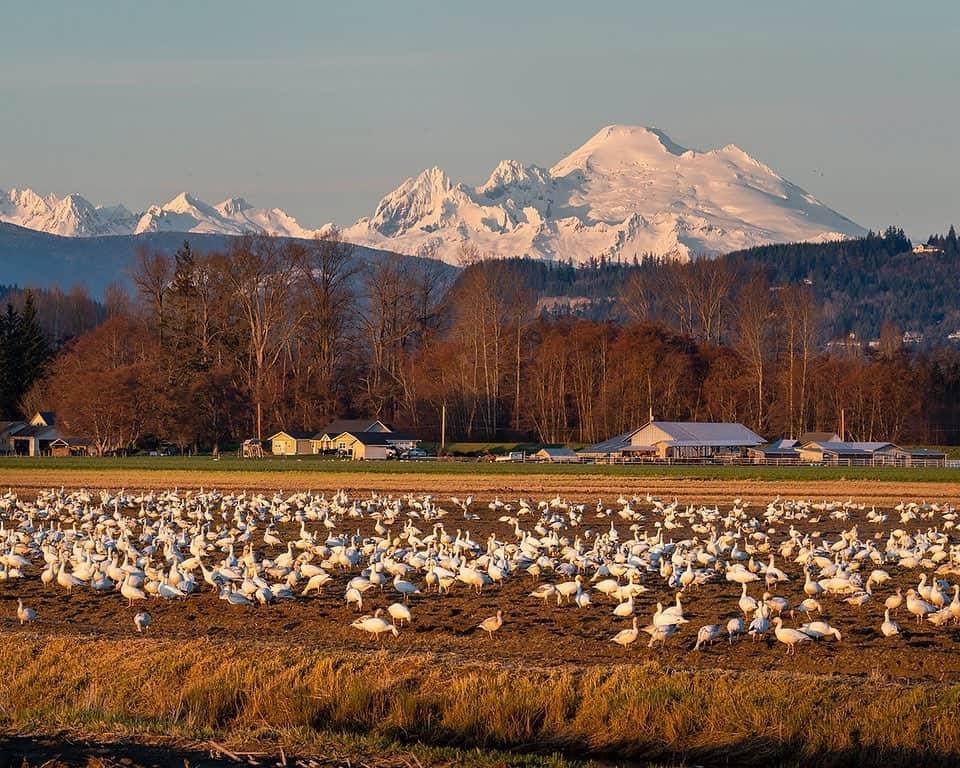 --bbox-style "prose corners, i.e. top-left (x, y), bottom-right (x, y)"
top-left (0, 188), bottom-right (316, 239)
top-left (2, 125), bottom-right (865, 266)
top-left (0, 223), bottom-right (419, 298)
